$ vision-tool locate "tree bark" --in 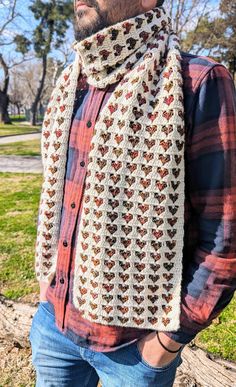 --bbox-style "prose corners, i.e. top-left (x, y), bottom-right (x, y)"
top-left (0, 295), bottom-right (34, 348)
top-left (0, 91), bottom-right (11, 124)
top-left (30, 55), bottom-right (47, 126)
top-left (0, 294), bottom-right (235, 386)
top-left (0, 54), bottom-right (12, 124)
